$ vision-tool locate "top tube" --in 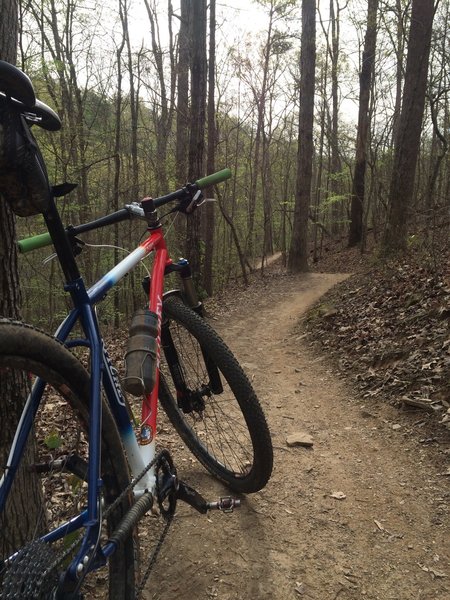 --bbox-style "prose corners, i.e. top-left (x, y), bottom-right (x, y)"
top-left (87, 230), bottom-right (165, 304)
